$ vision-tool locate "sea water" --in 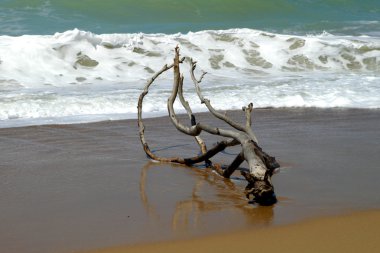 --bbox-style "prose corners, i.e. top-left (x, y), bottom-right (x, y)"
top-left (0, 0), bottom-right (379, 128)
